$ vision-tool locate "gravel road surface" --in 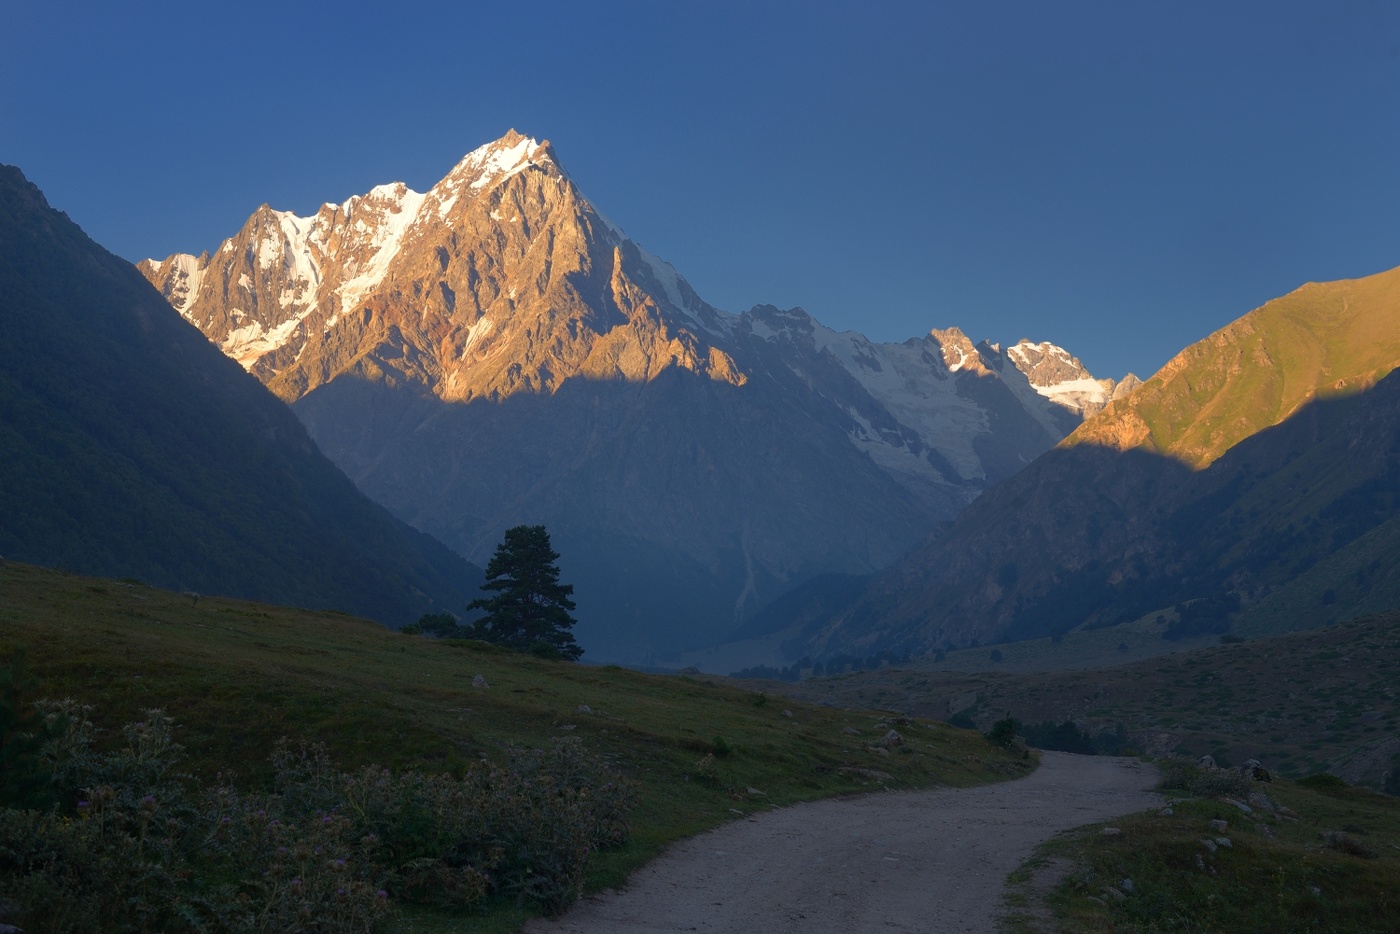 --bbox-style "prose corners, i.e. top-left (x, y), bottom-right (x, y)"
top-left (526, 751), bottom-right (1160, 934)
